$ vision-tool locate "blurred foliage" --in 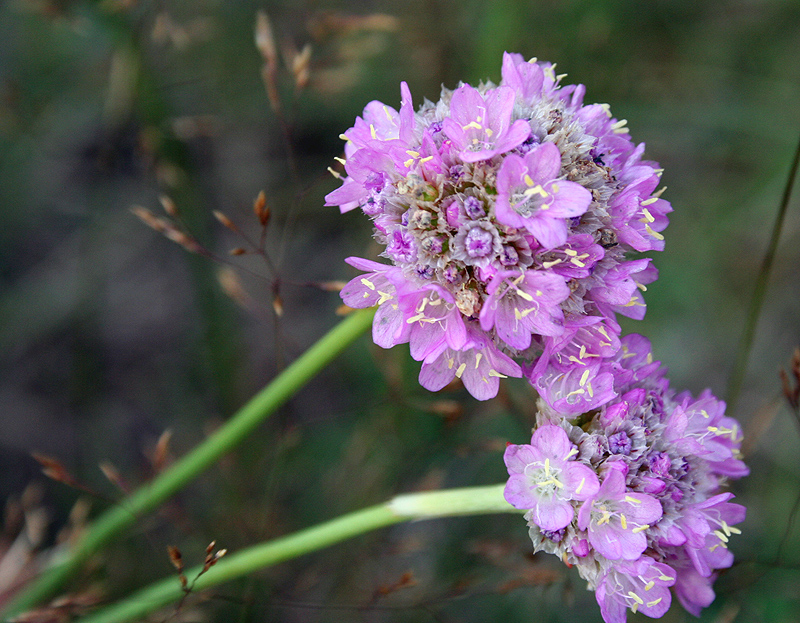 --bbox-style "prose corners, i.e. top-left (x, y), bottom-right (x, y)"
top-left (0, 0), bottom-right (799, 621)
